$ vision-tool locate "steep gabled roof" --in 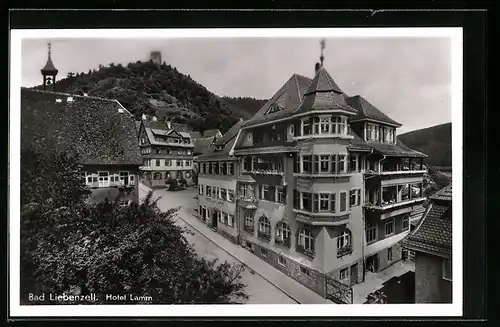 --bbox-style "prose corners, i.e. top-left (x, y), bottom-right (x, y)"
top-left (294, 67), bottom-right (357, 115)
top-left (193, 137), bottom-right (218, 156)
top-left (242, 74), bottom-right (312, 128)
top-left (21, 88), bottom-right (141, 166)
top-left (401, 183), bottom-right (452, 258)
top-left (196, 119), bottom-right (245, 161)
top-left (346, 95), bottom-right (402, 127)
